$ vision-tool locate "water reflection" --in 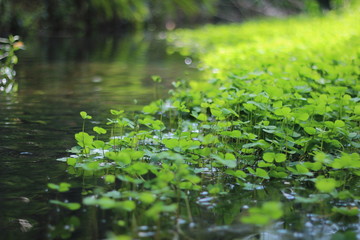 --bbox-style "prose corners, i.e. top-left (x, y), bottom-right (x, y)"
top-left (15, 32), bottom-right (197, 108)
top-left (0, 31), bottom-right (197, 239)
